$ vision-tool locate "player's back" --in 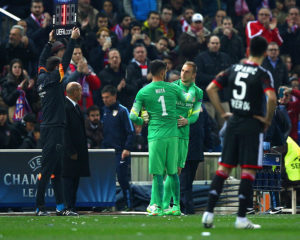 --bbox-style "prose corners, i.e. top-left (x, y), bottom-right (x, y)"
top-left (139, 81), bottom-right (180, 141)
top-left (225, 62), bottom-right (274, 117)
